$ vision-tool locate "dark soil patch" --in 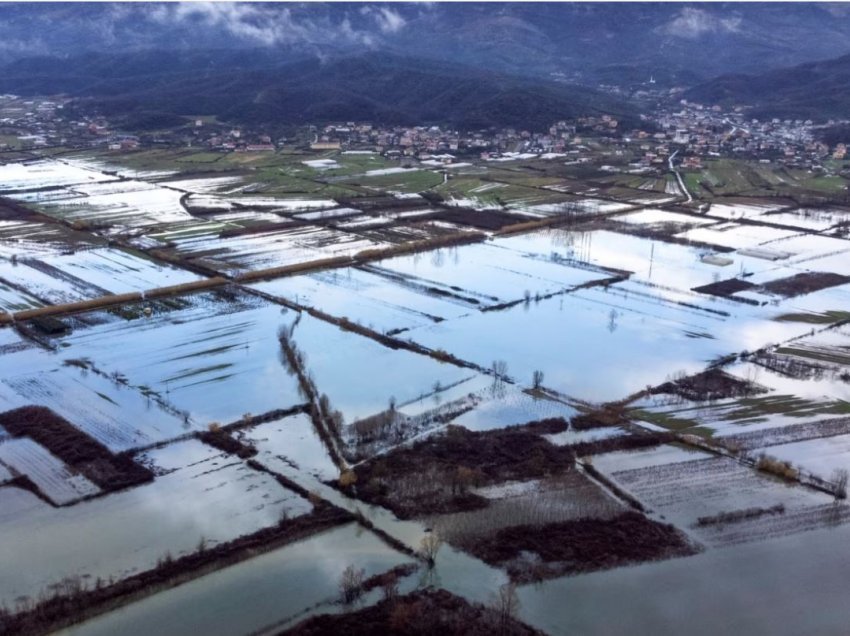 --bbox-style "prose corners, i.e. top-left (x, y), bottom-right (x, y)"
top-left (761, 272), bottom-right (850, 298)
top-left (464, 511), bottom-right (697, 583)
top-left (520, 417), bottom-right (569, 435)
top-left (569, 431), bottom-right (674, 457)
top-left (352, 424), bottom-right (575, 519)
top-left (0, 406), bottom-right (153, 494)
top-left (652, 368), bottom-right (767, 402)
top-left (571, 404), bottom-right (629, 430)
top-left (432, 208), bottom-right (529, 231)
top-left (281, 588), bottom-right (543, 636)
top-left (692, 278), bottom-right (756, 298)
top-left (350, 420), bottom-right (670, 519)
